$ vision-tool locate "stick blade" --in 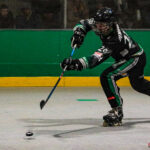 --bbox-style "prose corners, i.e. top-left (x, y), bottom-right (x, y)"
top-left (40, 100), bottom-right (46, 109)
